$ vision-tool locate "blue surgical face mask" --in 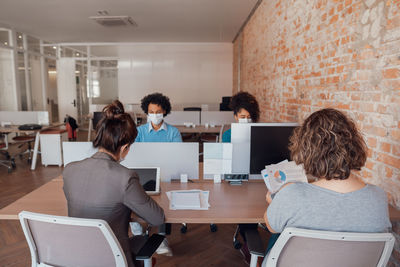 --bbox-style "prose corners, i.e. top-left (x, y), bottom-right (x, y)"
top-left (238, 118), bottom-right (252, 123)
top-left (148, 113), bottom-right (163, 125)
